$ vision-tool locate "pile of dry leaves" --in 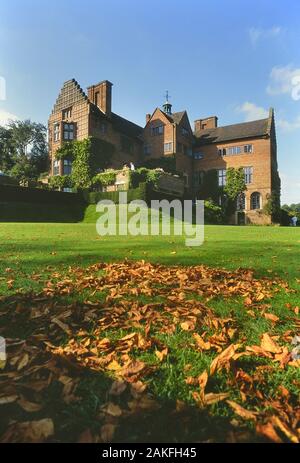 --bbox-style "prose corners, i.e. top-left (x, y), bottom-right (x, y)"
top-left (0, 260), bottom-right (299, 443)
